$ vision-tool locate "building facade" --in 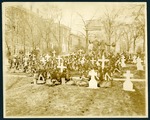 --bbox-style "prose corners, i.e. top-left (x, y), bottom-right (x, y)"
top-left (4, 5), bottom-right (74, 56)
